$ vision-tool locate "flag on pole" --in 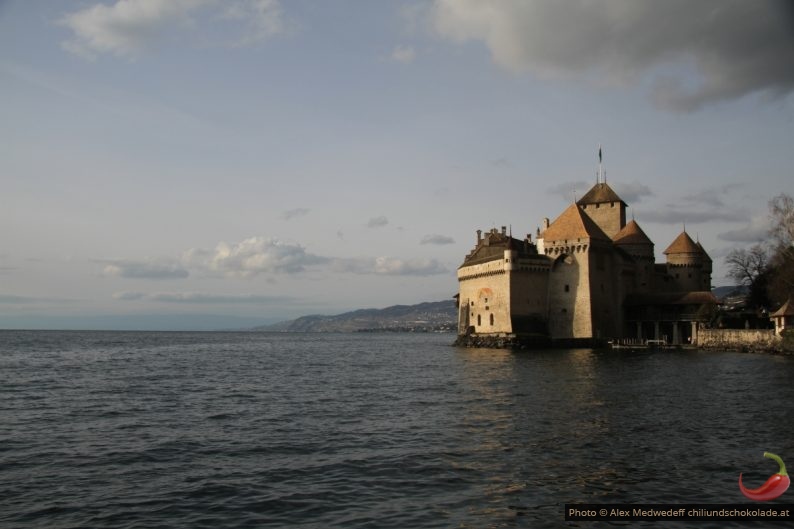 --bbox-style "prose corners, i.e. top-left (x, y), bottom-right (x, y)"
top-left (598, 146), bottom-right (602, 163)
